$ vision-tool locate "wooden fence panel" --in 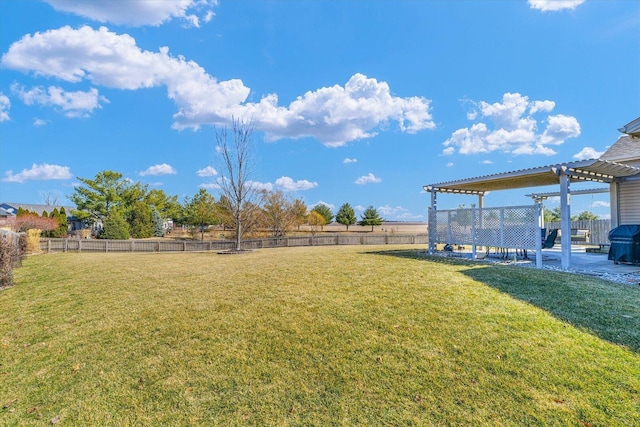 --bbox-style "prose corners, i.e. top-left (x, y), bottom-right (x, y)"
top-left (40, 234), bottom-right (428, 254)
top-left (545, 219), bottom-right (611, 245)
